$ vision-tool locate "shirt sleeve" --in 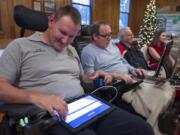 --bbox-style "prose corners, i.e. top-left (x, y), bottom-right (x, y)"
top-left (0, 39), bottom-right (22, 84)
top-left (81, 48), bottom-right (95, 75)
